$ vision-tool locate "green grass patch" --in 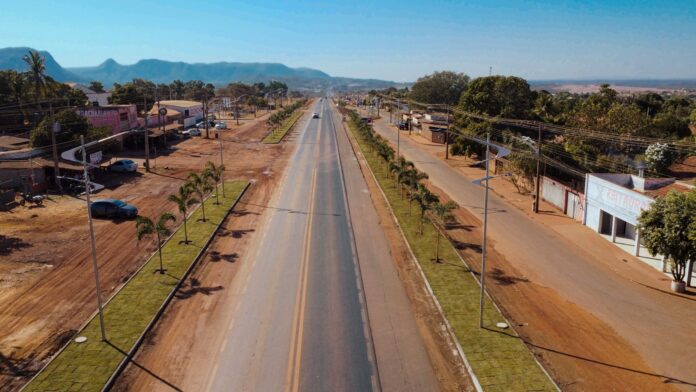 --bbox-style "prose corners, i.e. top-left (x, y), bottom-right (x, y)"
top-left (262, 110), bottom-right (304, 144)
top-left (346, 120), bottom-right (556, 391)
top-left (25, 181), bottom-right (247, 392)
